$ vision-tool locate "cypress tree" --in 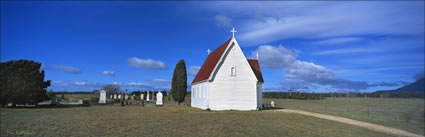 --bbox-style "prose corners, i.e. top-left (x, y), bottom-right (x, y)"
top-left (171, 59), bottom-right (187, 104)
